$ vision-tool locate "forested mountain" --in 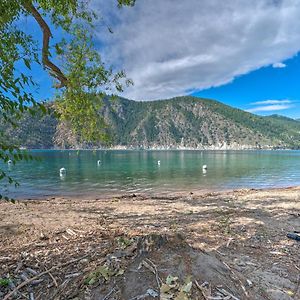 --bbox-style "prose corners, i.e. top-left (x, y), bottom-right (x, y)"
top-left (1, 96), bottom-right (300, 149)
